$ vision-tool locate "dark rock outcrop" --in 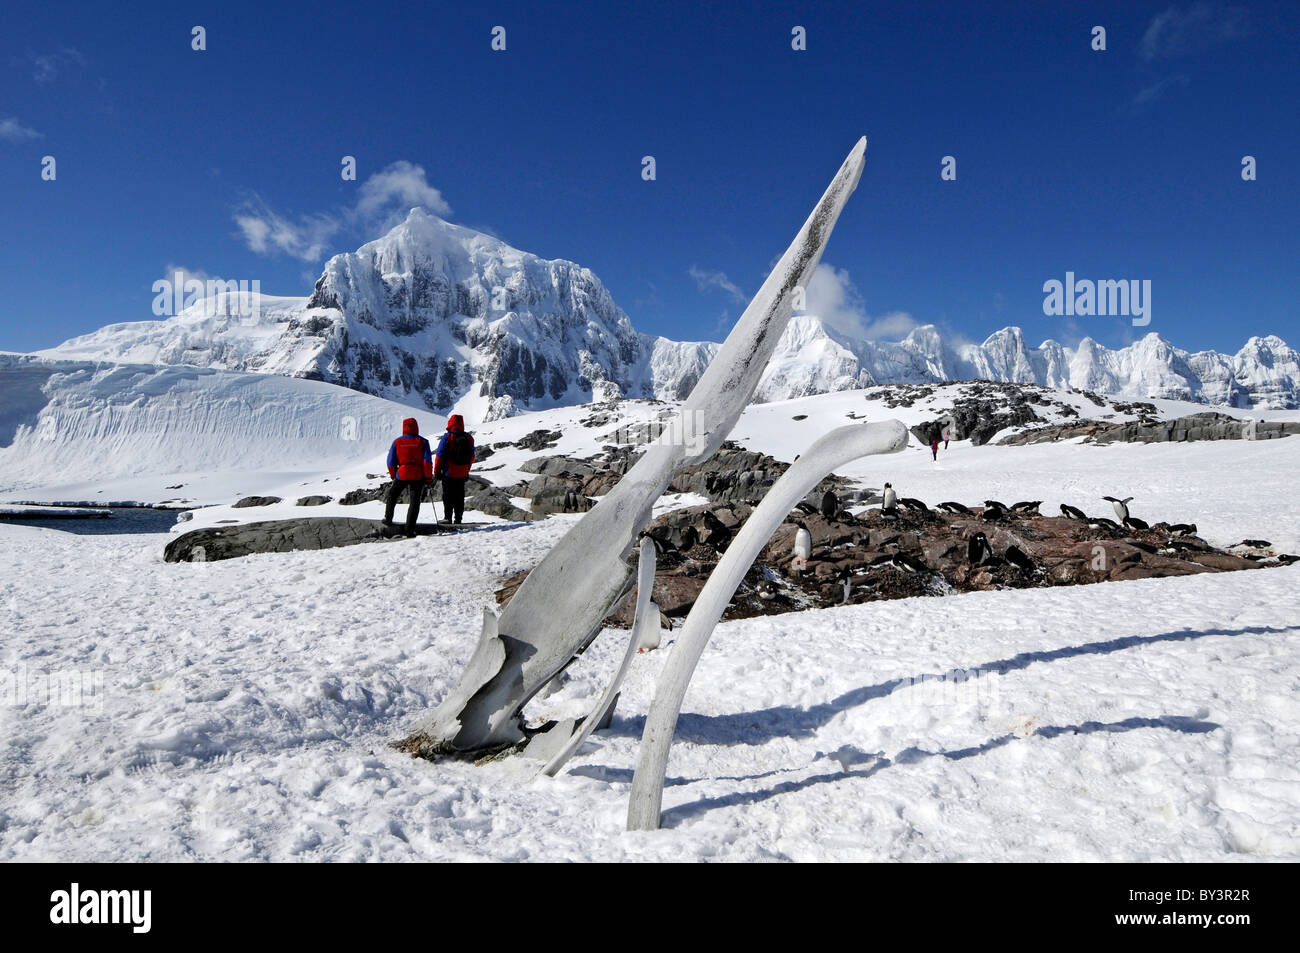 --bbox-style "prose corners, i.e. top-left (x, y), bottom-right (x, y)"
top-left (296, 495), bottom-right (332, 506)
top-left (232, 496), bottom-right (282, 508)
top-left (495, 499), bottom-right (1293, 624)
top-left (165, 517), bottom-right (412, 562)
top-left (1094, 412), bottom-right (1300, 444)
